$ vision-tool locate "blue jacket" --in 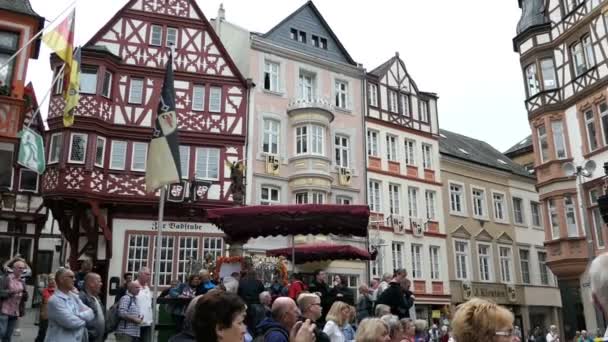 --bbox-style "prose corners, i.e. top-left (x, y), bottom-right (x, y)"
top-left (45, 290), bottom-right (94, 342)
top-left (196, 281), bottom-right (216, 295)
top-left (255, 317), bottom-right (289, 342)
